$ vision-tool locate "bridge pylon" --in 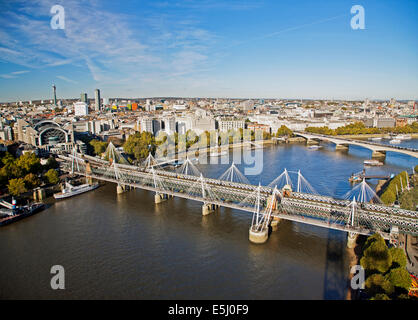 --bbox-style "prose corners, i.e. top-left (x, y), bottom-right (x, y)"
top-left (249, 183), bottom-right (268, 244)
top-left (268, 187), bottom-right (282, 231)
top-left (347, 197), bottom-right (358, 249)
top-left (249, 185), bottom-right (282, 244)
top-left (112, 160), bottom-right (128, 194)
top-left (85, 162), bottom-right (93, 185)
